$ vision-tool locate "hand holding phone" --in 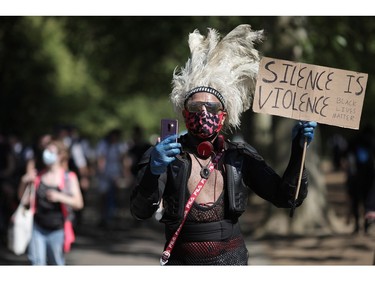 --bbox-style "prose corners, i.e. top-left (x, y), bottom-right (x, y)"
top-left (150, 122), bottom-right (181, 175)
